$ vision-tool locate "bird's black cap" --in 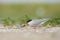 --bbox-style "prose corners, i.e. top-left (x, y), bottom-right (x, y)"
top-left (26, 19), bottom-right (32, 23)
